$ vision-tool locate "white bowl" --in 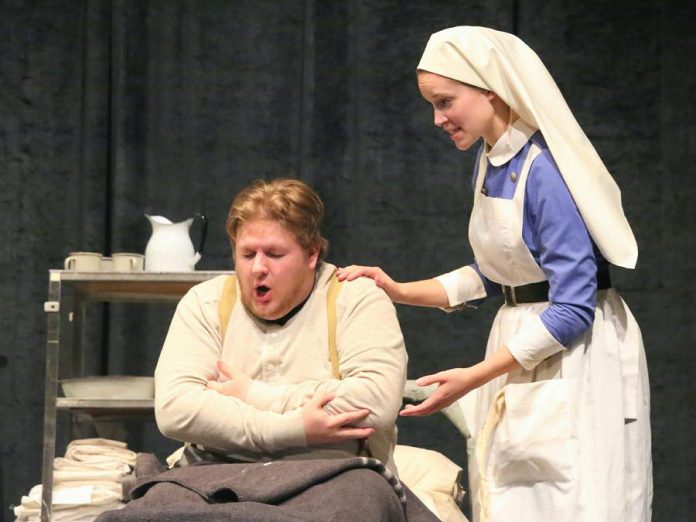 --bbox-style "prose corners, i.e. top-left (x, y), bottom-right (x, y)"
top-left (61, 376), bottom-right (154, 400)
